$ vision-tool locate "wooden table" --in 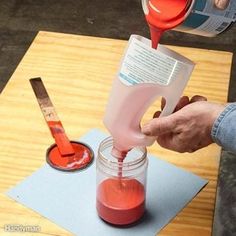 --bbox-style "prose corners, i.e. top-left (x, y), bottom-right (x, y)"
top-left (0, 31), bottom-right (232, 236)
